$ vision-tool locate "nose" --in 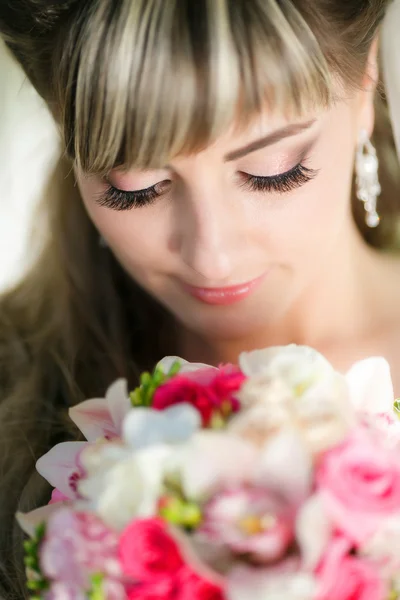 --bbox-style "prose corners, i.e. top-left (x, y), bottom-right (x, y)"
top-left (177, 191), bottom-right (235, 283)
